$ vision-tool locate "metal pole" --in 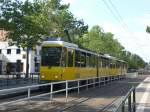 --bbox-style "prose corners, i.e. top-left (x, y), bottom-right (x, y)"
top-left (122, 101), bottom-right (125, 112)
top-left (133, 87), bottom-right (136, 112)
top-left (28, 88), bottom-right (31, 102)
top-left (86, 79), bottom-right (88, 91)
top-left (93, 78), bottom-right (95, 88)
top-left (106, 77), bottom-right (108, 83)
top-left (99, 77), bottom-right (101, 87)
top-left (128, 94), bottom-right (132, 112)
top-left (32, 73), bottom-right (33, 83)
top-left (103, 77), bottom-right (105, 85)
top-left (50, 83), bottom-right (53, 102)
top-left (78, 80), bottom-right (80, 94)
top-left (66, 81), bottom-right (68, 102)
